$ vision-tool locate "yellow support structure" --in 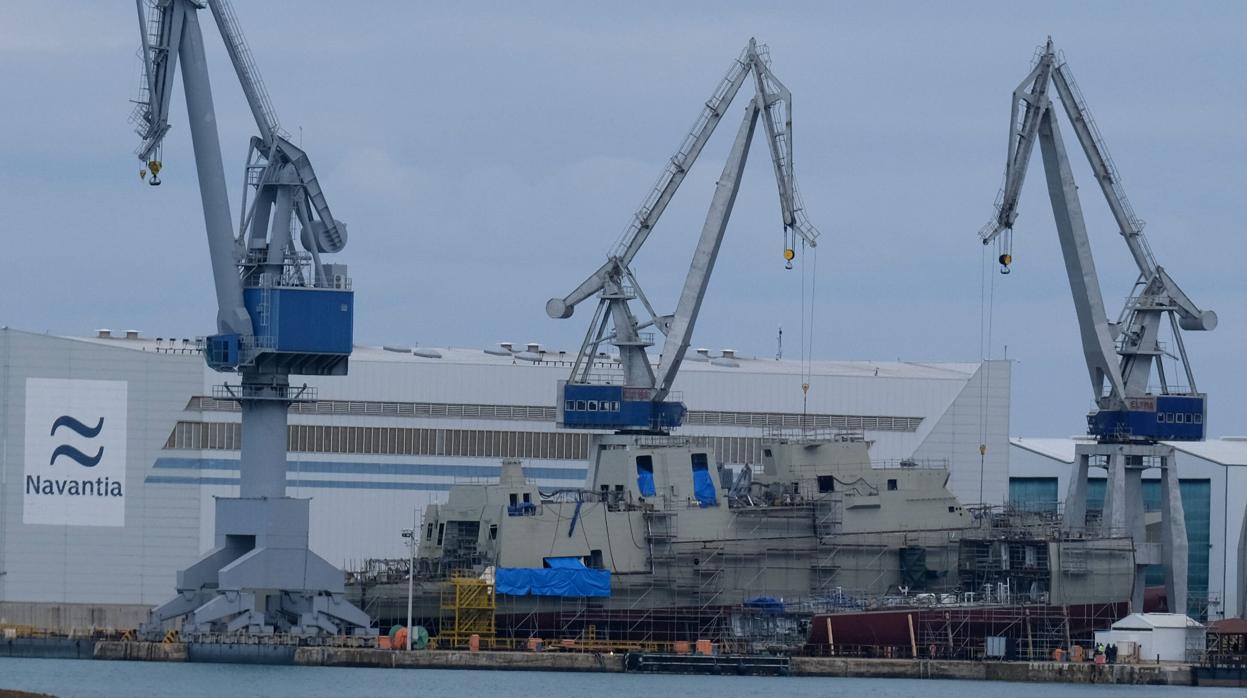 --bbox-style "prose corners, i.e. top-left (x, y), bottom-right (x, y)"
top-left (437, 575), bottom-right (496, 649)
